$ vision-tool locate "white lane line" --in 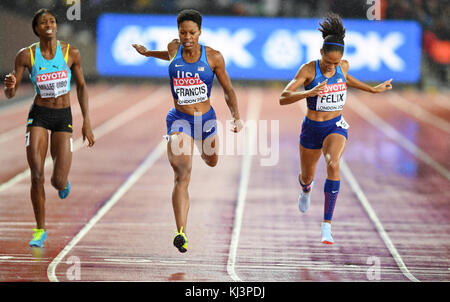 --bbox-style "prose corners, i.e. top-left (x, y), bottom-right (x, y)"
top-left (340, 159), bottom-right (420, 282)
top-left (348, 93), bottom-right (450, 181)
top-left (104, 258), bottom-right (154, 263)
top-left (227, 89), bottom-right (262, 282)
top-left (47, 139), bottom-right (167, 282)
top-left (388, 92), bottom-right (450, 134)
top-left (0, 86), bottom-right (126, 144)
top-left (0, 256), bottom-right (14, 260)
top-left (0, 87), bottom-right (167, 192)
